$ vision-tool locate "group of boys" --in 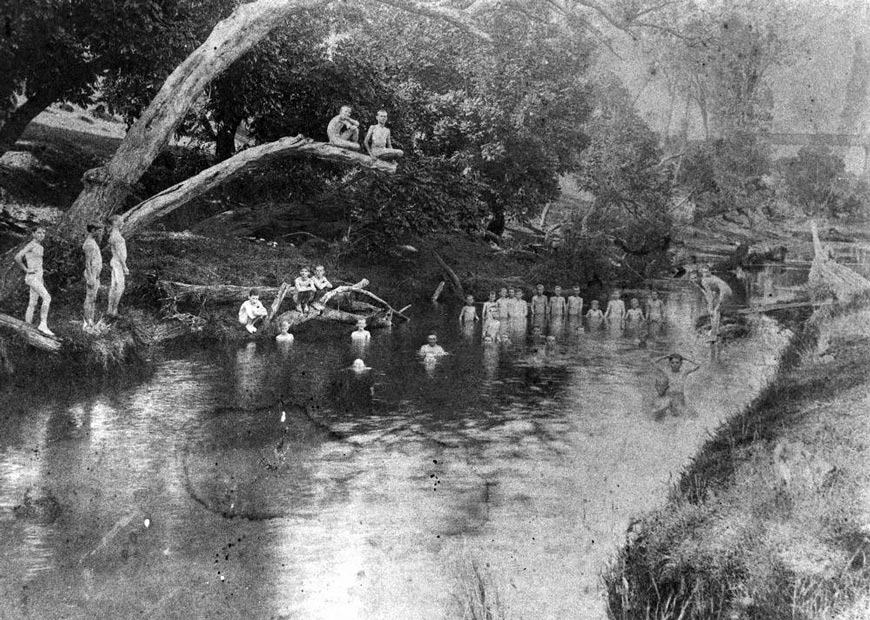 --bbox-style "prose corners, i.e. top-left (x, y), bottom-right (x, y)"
top-left (462, 285), bottom-right (587, 331)
top-left (14, 216), bottom-right (129, 335)
top-left (327, 106), bottom-right (404, 161)
top-left (237, 265), bottom-right (333, 334)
